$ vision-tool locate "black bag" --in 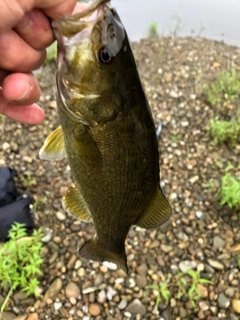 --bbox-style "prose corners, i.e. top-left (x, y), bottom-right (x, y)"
top-left (0, 167), bottom-right (34, 242)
